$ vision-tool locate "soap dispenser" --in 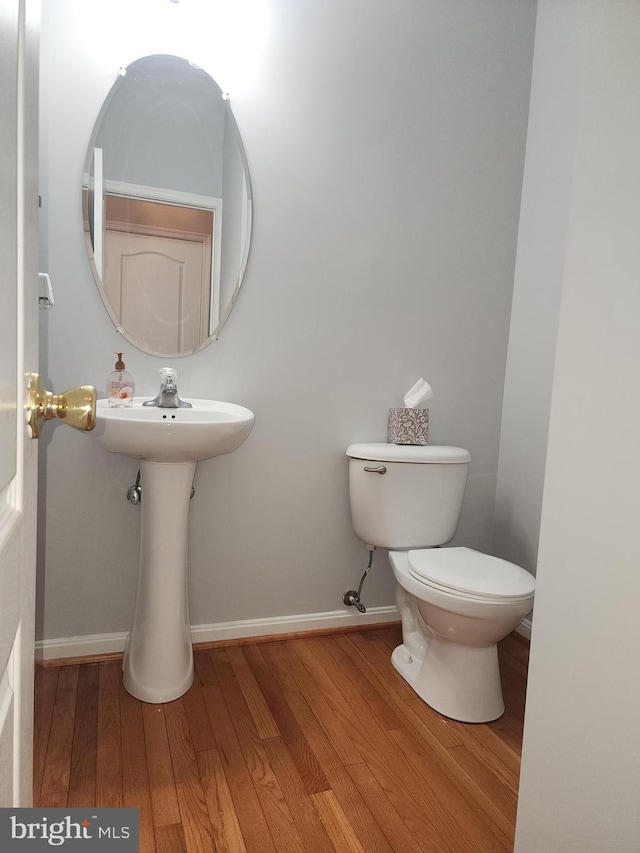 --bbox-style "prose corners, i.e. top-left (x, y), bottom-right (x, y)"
top-left (106, 353), bottom-right (135, 407)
